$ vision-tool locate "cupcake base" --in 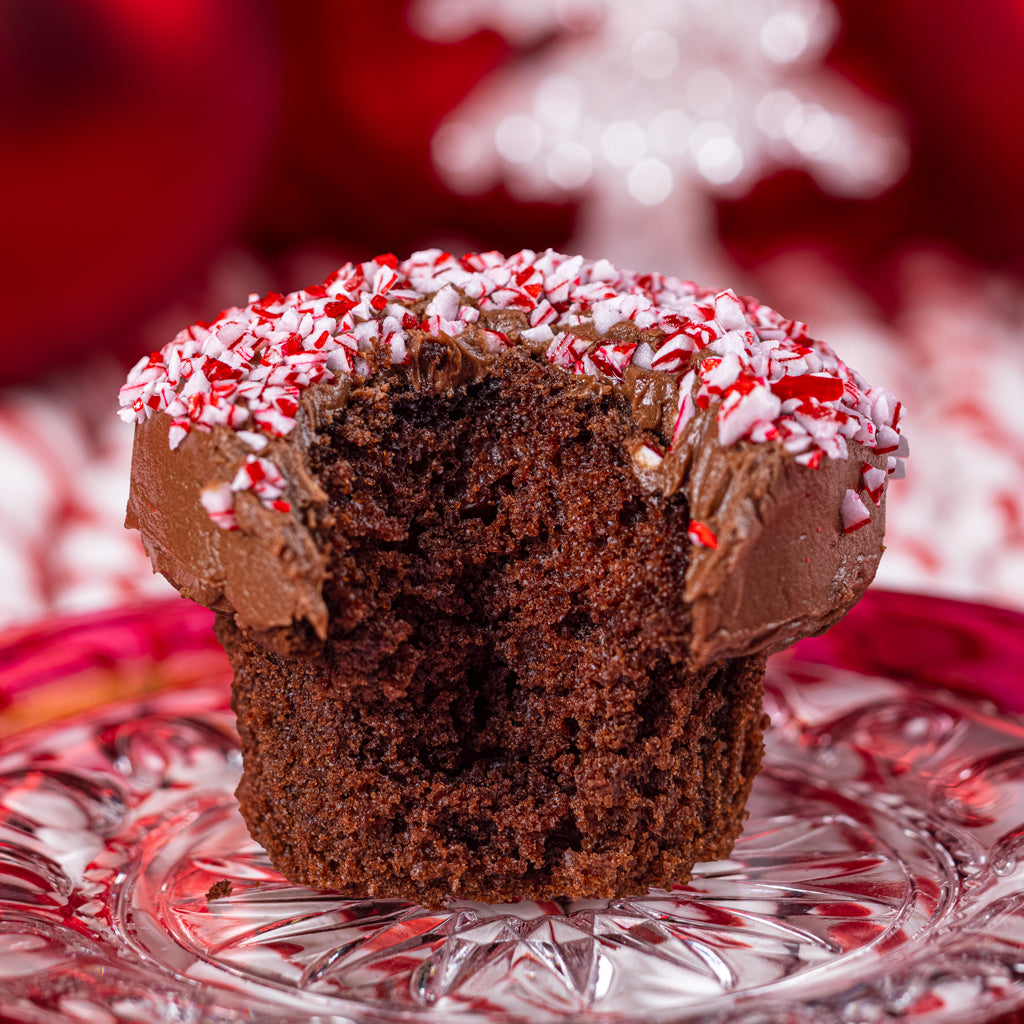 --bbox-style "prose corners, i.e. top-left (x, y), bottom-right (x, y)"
top-left (225, 622), bottom-right (767, 907)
